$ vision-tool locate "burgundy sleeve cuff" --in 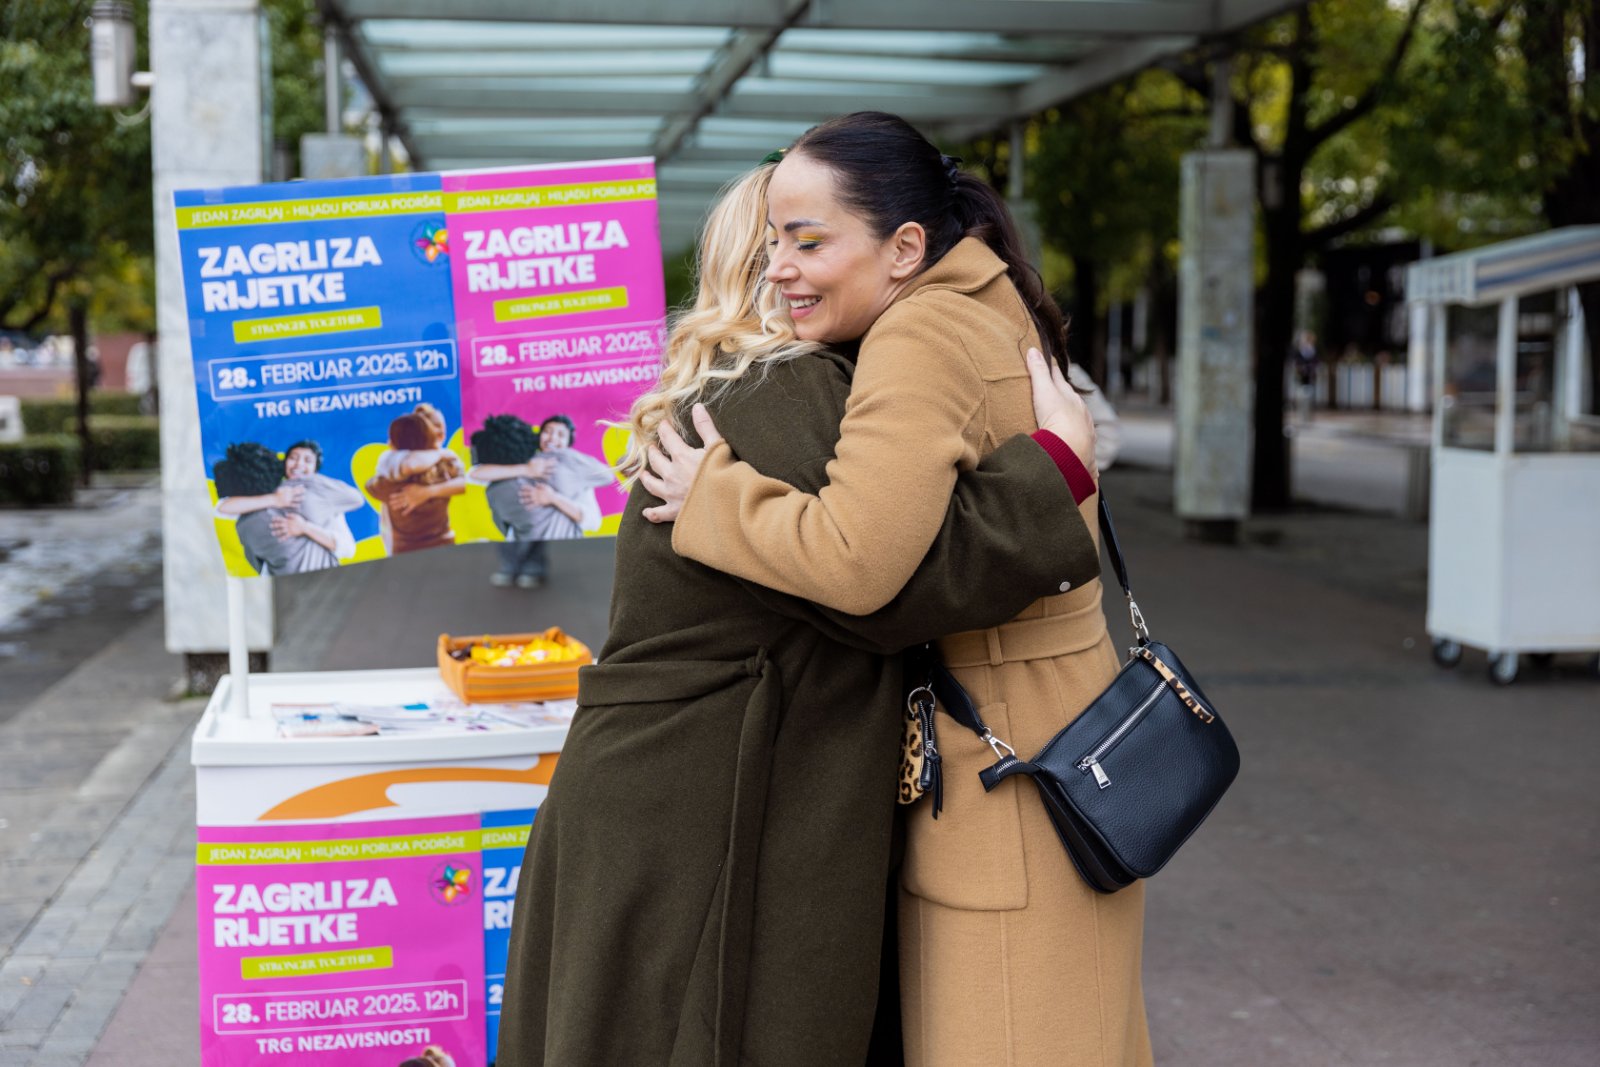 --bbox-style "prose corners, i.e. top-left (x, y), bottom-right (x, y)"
top-left (1031, 430), bottom-right (1096, 505)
